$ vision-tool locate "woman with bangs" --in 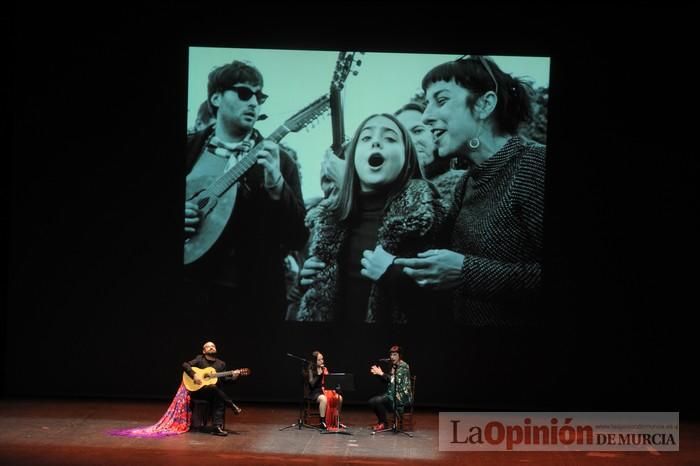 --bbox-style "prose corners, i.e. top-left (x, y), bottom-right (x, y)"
top-left (394, 55), bottom-right (546, 326)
